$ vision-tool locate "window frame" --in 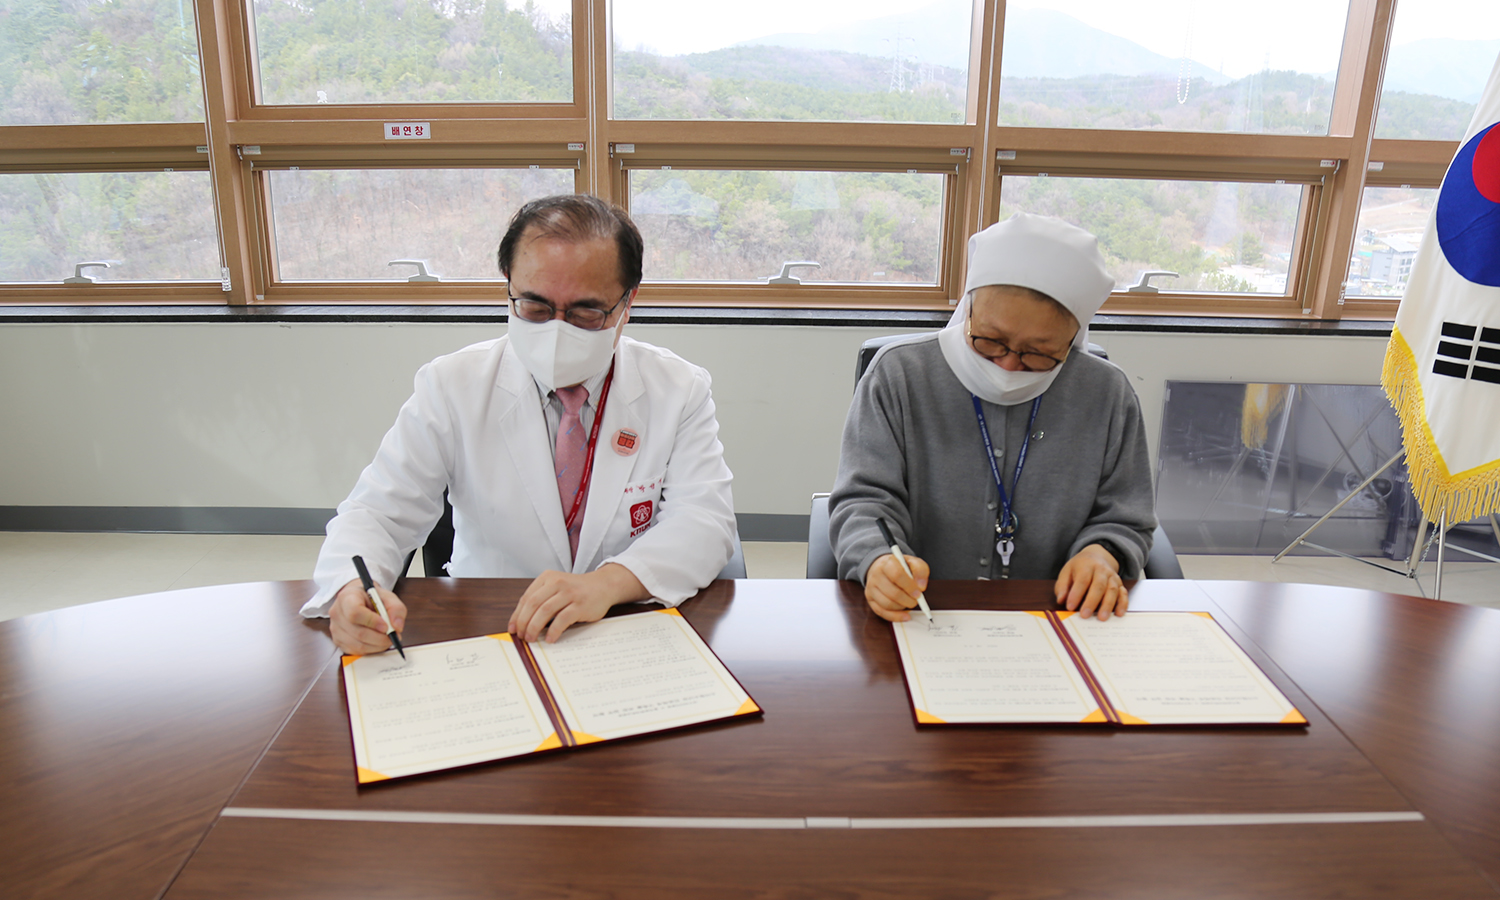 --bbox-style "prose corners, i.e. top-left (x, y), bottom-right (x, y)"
top-left (0, 0), bottom-right (1466, 321)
